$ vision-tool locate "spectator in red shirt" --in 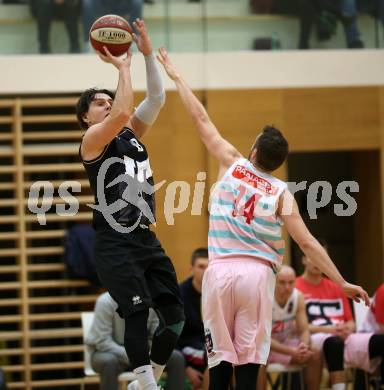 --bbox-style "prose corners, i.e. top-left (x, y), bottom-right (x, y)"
top-left (360, 283), bottom-right (384, 334)
top-left (296, 244), bottom-right (384, 390)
